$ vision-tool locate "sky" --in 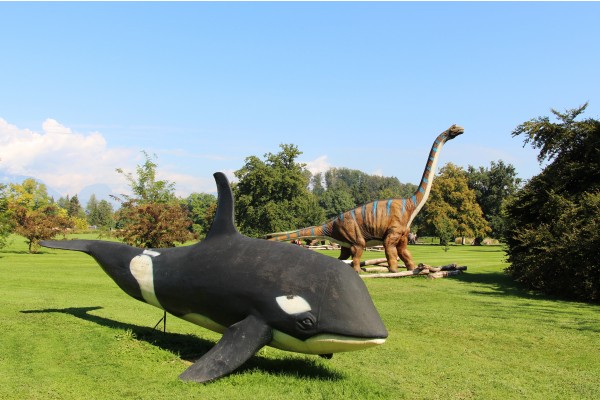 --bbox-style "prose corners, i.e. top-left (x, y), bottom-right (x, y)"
top-left (1, 1), bottom-right (599, 201)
